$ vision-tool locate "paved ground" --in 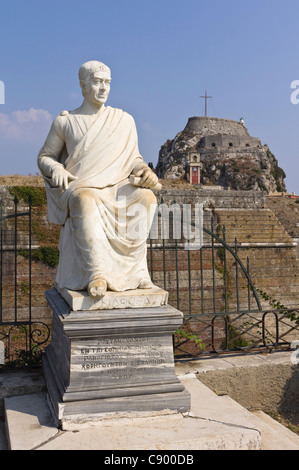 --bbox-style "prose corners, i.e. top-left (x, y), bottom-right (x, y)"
top-left (1, 351), bottom-right (299, 450)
